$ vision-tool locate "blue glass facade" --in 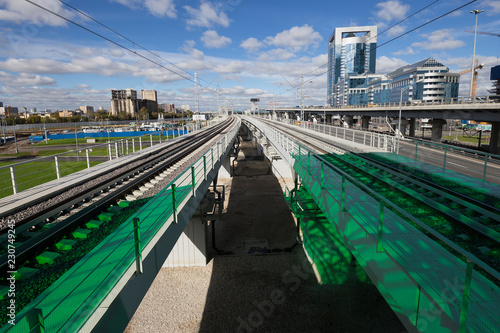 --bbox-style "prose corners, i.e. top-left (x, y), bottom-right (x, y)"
top-left (327, 26), bottom-right (377, 106)
top-left (332, 58), bottom-right (460, 106)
